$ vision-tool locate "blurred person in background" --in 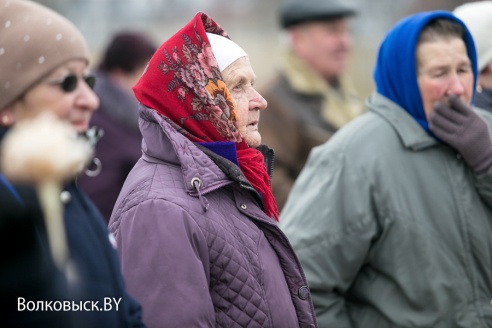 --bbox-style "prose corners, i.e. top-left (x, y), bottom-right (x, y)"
top-left (0, 1), bottom-right (145, 327)
top-left (259, 0), bottom-right (364, 210)
top-left (0, 171), bottom-right (70, 328)
top-left (78, 31), bottom-right (157, 223)
top-left (109, 12), bottom-right (317, 328)
top-left (281, 10), bottom-right (492, 327)
top-left (454, 1), bottom-right (492, 114)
